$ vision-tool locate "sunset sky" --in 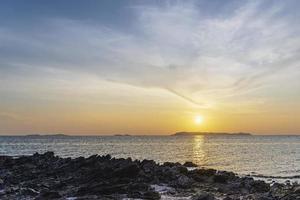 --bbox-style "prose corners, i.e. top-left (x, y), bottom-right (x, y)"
top-left (0, 0), bottom-right (299, 135)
